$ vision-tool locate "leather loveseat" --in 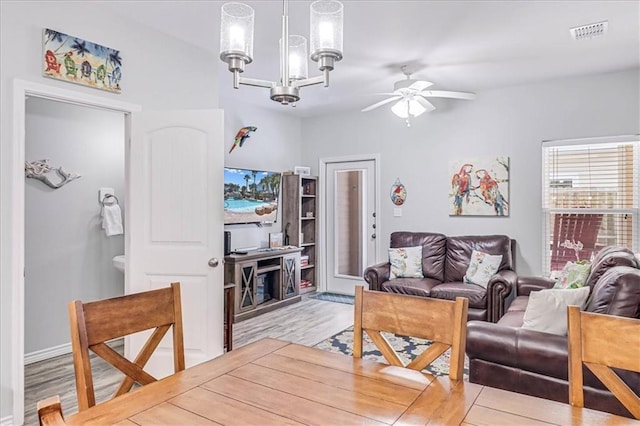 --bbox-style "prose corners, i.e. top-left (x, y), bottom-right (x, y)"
top-left (466, 246), bottom-right (640, 418)
top-left (363, 232), bottom-right (516, 322)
